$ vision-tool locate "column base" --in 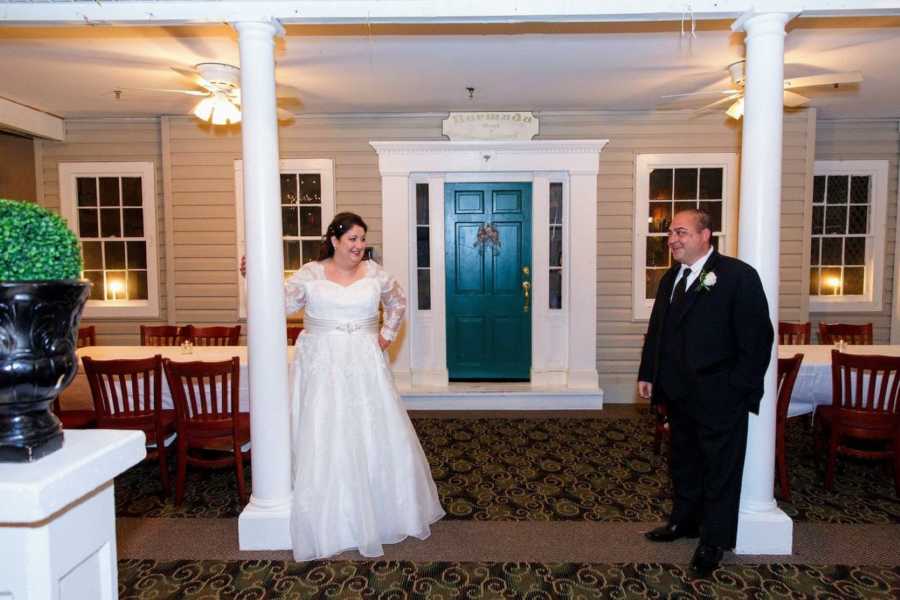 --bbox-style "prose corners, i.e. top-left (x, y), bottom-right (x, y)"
top-left (238, 496), bottom-right (292, 550)
top-left (735, 500), bottom-right (793, 554)
top-left (566, 368), bottom-right (600, 389)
